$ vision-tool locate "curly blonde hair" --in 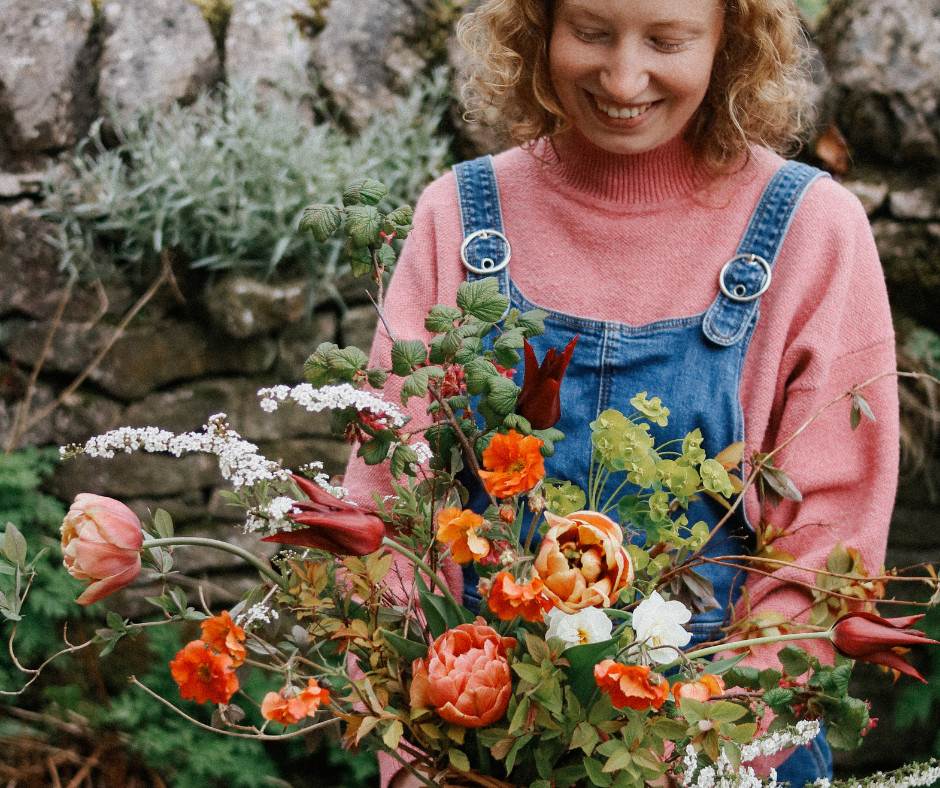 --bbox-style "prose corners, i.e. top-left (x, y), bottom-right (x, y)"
top-left (456, 0), bottom-right (814, 171)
